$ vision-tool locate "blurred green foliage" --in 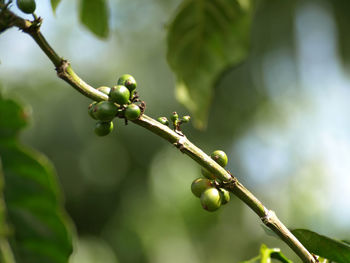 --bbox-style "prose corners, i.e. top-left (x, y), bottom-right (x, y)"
top-left (1, 0), bottom-right (350, 262)
top-left (167, 0), bottom-right (254, 128)
top-left (0, 94), bottom-right (73, 262)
